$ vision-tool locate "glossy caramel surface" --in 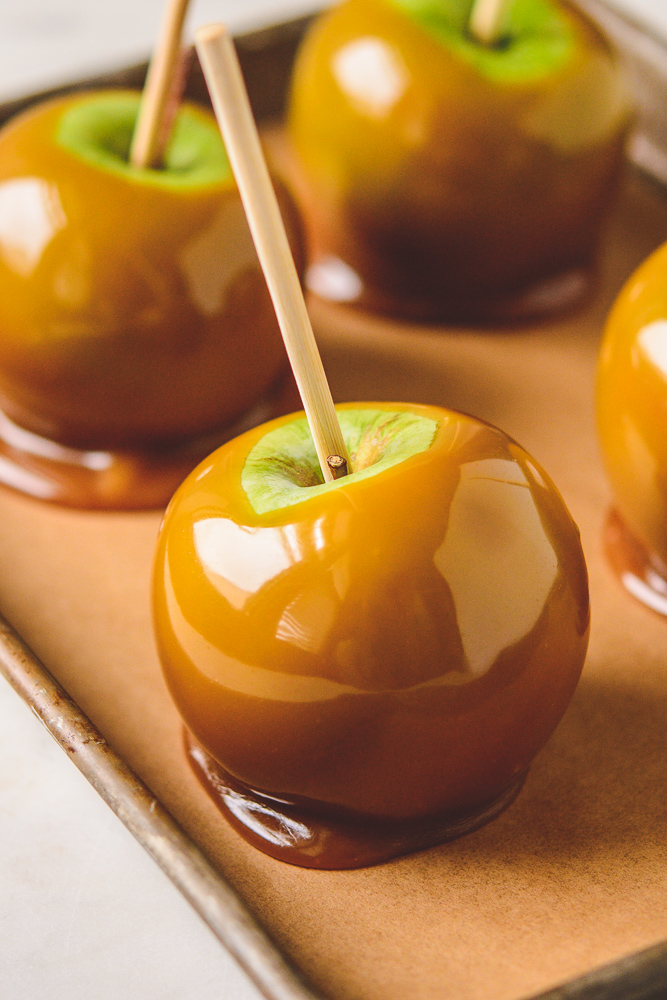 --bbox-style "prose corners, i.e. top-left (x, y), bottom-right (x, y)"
top-left (185, 731), bottom-right (526, 868)
top-left (154, 403), bottom-right (589, 832)
top-left (0, 91), bottom-right (300, 450)
top-left (598, 240), bottom-right (667, 571)
top-left (288, 0), bottom-right (632, 320)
